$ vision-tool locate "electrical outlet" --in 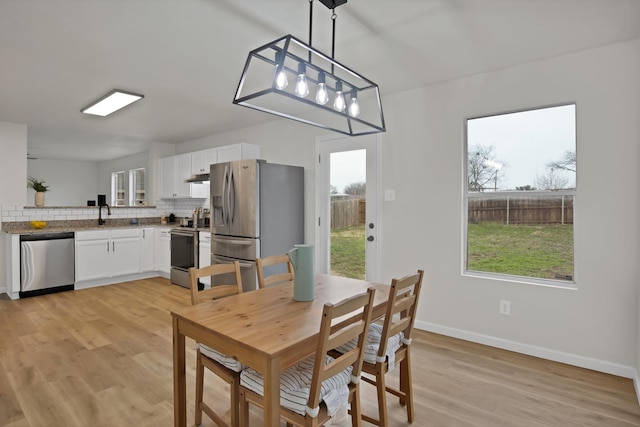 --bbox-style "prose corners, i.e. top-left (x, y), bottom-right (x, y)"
top-left (499, 299), bottom-right (511, 316)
